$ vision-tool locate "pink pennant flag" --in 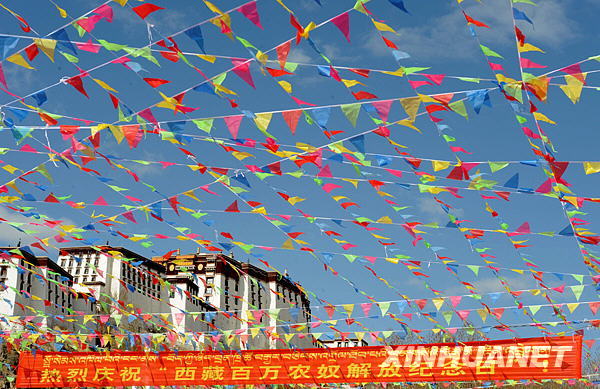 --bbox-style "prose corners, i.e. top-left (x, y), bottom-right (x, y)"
top-left (360, 302), bottom-right (372, 316)
top-left (488, 62), bottom-right (504, 71)
top-left (93, 196), bottom-right (108, 206)
top-left (0, 63), bottom-right (7, 89)
top-left (520, 58), bottom-right (547, 69)
top-left (238, 1), bottom-right (262, 29)
top-left (200, 185), bottom-right (218, 195)
top-left (231, 59), bottom-right (255, 88)
top-left (122, 211), bottom-right (137, 224)
top-left (491, 308), bottom-right (504, 319)
top-left (317, 164), bottom-right (333, 178)
top-left (560, 63), bottom-right (585, 84)
top-left (331, 12), bottom-right (350, 42)
top-left (322, 183), bottom-right (342, 193)
top-left (535, 178), bottom-right (552, 194)
top-left (521, 126), bottom-right (541, 139)
top-left (450, 296), bottom-right (462, 308)
top-left (224, 115), bottom-right (243, 138)
top-left (423, 74), bottom-right (446, 85)
top-left (449, 146), bottom-right (473, 154)
top-left (456, 310), bottom-right (470, 320)
top-left (408, 80), bottom-right (432, 89)
top-left (93, 4), bottom-right (114, 22)
top-left (76, 14), bottom-right (103, 33)
top-left (372, 100), bottom-right (393, 122)
top-left (369, 331), bottom-right (380, 342)
top-left (589, 302), bottom-right (600, 315)
top-left (507, 222), bottom-right (531, 236)
top-left (385, 169), bottom-right (403, 177)
top-left (290, 95), bottom-right (316, 106)
top-left (551, 284), bottom-right (565, 293)
top-left (76, 39), bottom-right (101, 53)
top-left (324, 305), bottom-right (336, 319)
top-left (282, 110), bottom-right (302, 134)
top-left (138, 108), bottom-right (157, 124)
top-left (20, 144), bottom-right (37, 153)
